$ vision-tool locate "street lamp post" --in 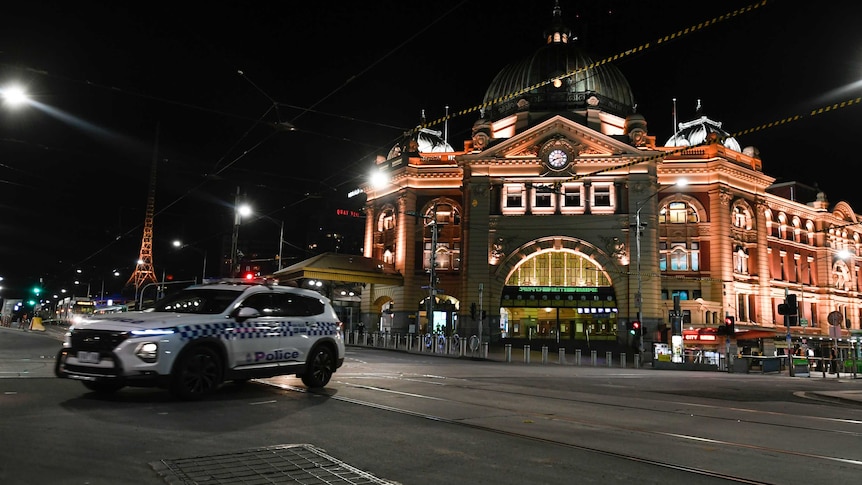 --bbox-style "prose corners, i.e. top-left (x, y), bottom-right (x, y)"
top-left (634, 179), bottom-right (687, 356)
top-left (173, 240), bottom-right (207, 281)
top-left (229, 187), bottom-right (252, 278)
